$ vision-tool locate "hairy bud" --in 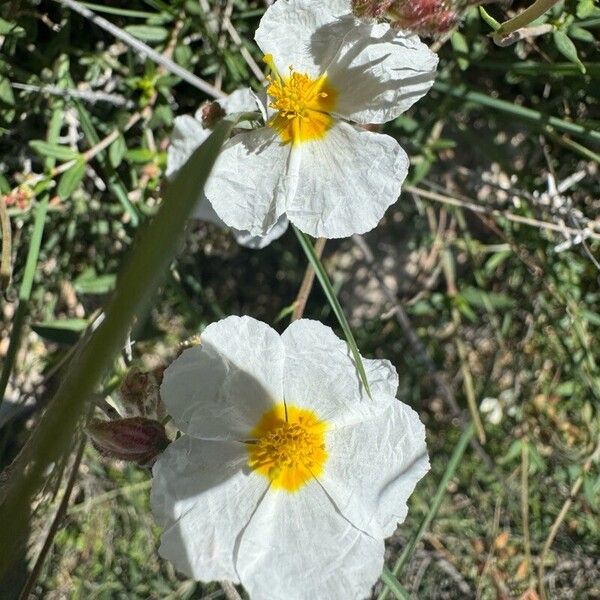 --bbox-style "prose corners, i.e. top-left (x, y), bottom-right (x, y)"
top-left (352, 0), bottom-right (508, 37)
top-left (119, 366), bottom-right (163, 409)
top-left (200, 101), bottom-right (226, 128)
top-left (87, 417), bottom-right (169, 467)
